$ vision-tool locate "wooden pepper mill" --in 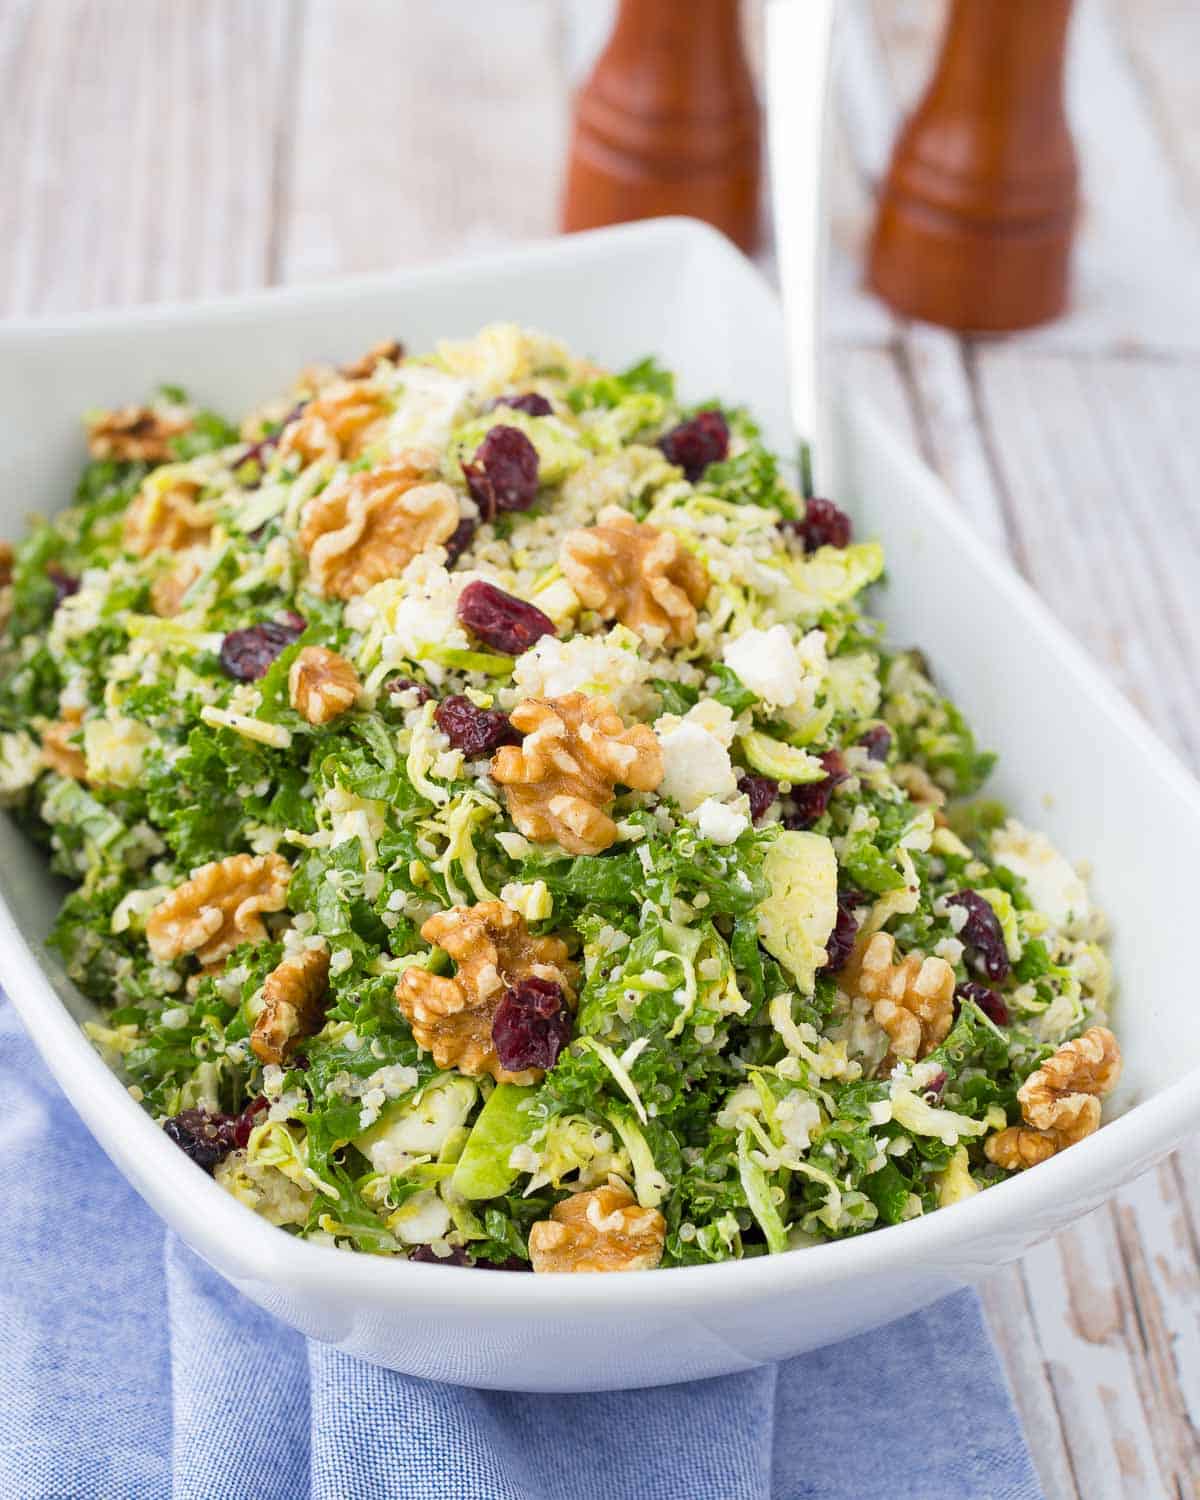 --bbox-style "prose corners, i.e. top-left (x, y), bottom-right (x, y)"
top-left (561, 0), bottom-right (761, 253)
top-left (868, 0), bottom-right (1078, 332)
